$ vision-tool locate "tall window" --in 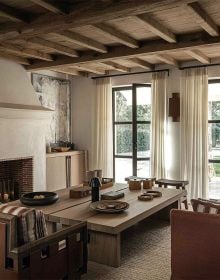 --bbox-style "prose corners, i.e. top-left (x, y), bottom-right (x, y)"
top-left (208, 80), bottom-right (220, 198)
top-left (112, 84), bottom-right (151, 183)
